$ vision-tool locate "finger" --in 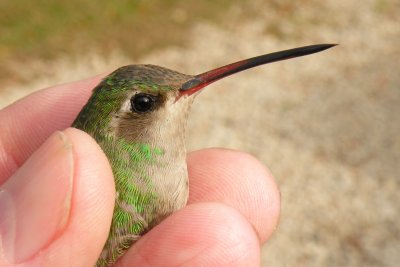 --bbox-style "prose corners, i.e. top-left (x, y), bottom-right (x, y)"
top-left (0, 76), bottom-right (102, 184)
top-left (117, 203), bottom-right (260, 267)
top-left (187, 148), bottom-right (280, 244)
top-left (0, 128), bottom-right (115, 267)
